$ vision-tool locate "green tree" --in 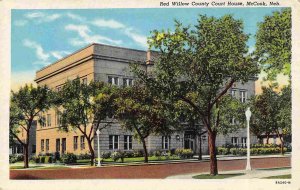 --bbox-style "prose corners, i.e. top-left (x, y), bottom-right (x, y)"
top-left (10, 84), bottom-right (53, 168)
top-left (114, 84), bottom-right (174, 163)
top-left (132, 15), bottom-right (258, 175)
top-left (249, 85), bottom-right (291, 154)
top-left (56, 79), bottom-right (117, 166)
top-left (255, 8), bottom-right (291, 81)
